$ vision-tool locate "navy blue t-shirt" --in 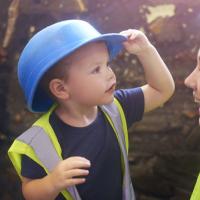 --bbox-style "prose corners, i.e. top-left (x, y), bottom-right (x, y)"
top-left (21, 88), bottom-right (144, 200)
